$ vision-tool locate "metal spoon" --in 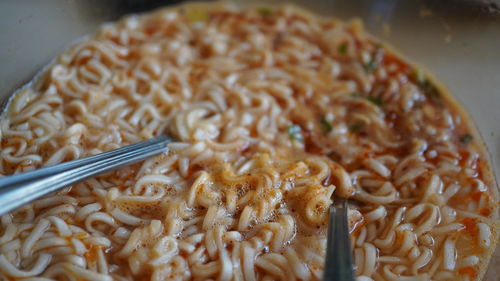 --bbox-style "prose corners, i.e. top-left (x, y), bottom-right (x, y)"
top-left (324, 198), bottom-right (355, 281)
top-left (0, 134), bottom-right (172, 215)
